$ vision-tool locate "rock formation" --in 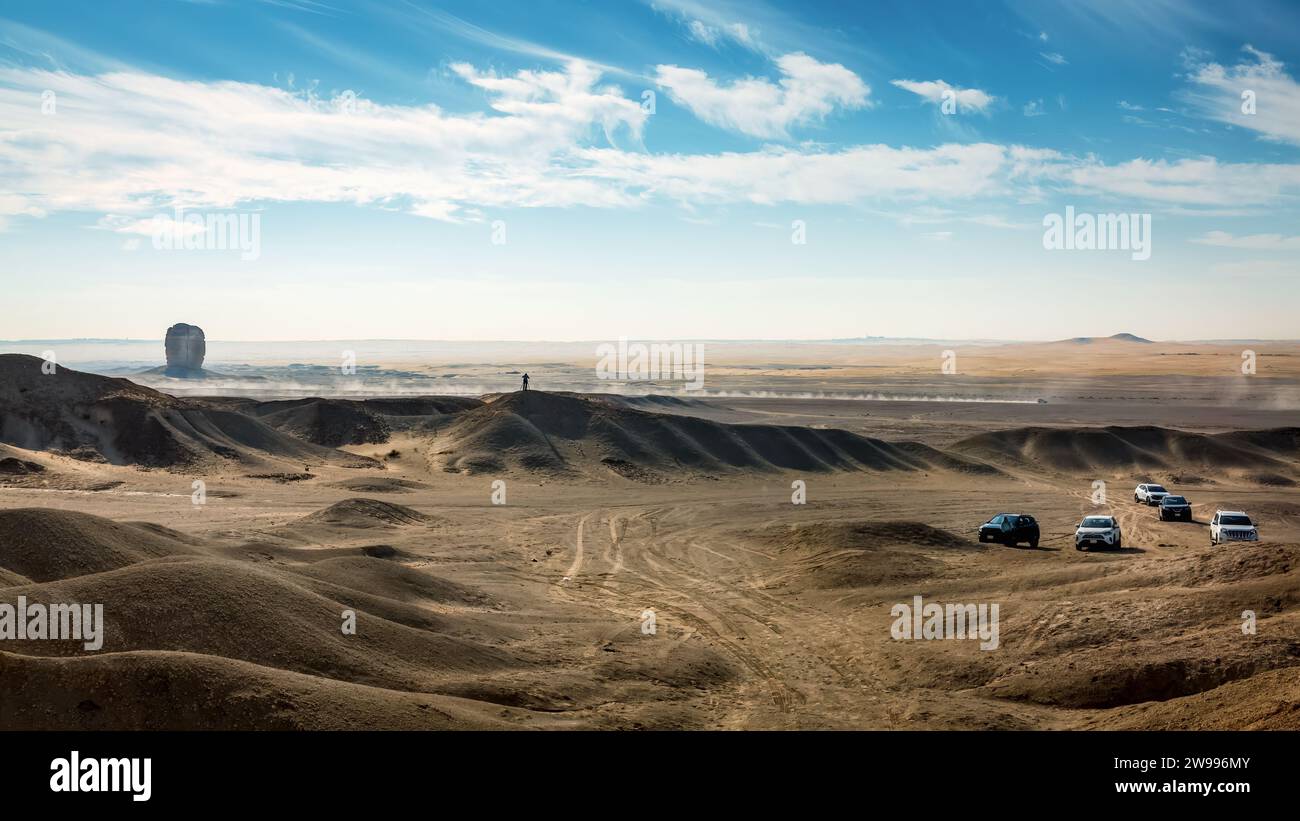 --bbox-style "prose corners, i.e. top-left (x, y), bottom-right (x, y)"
top-left (164, 323), bottom-right (206, 376)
